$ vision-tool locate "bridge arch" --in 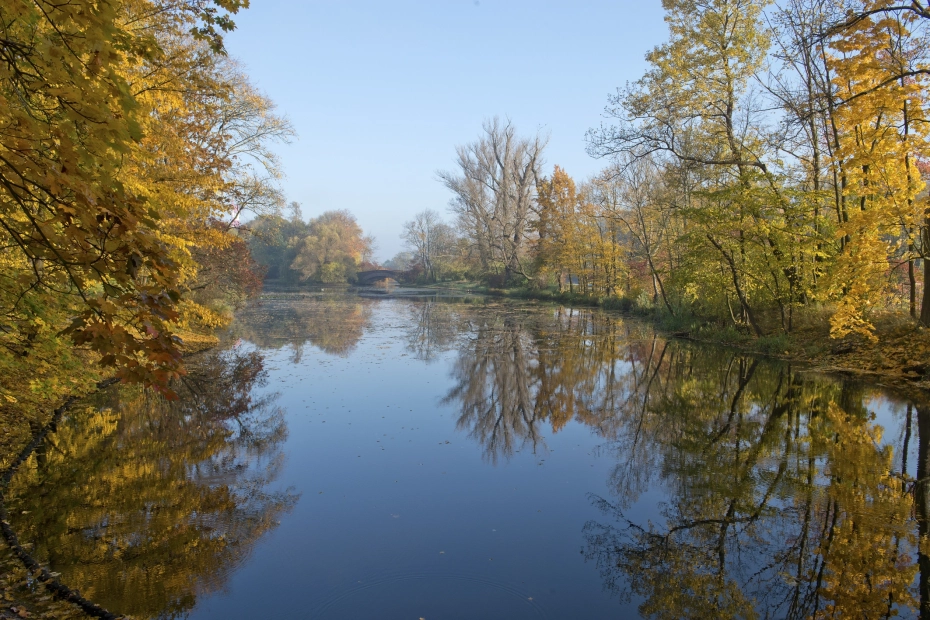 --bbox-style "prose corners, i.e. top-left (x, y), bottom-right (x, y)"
top-left (355, 269), bottom-right (405, 285)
